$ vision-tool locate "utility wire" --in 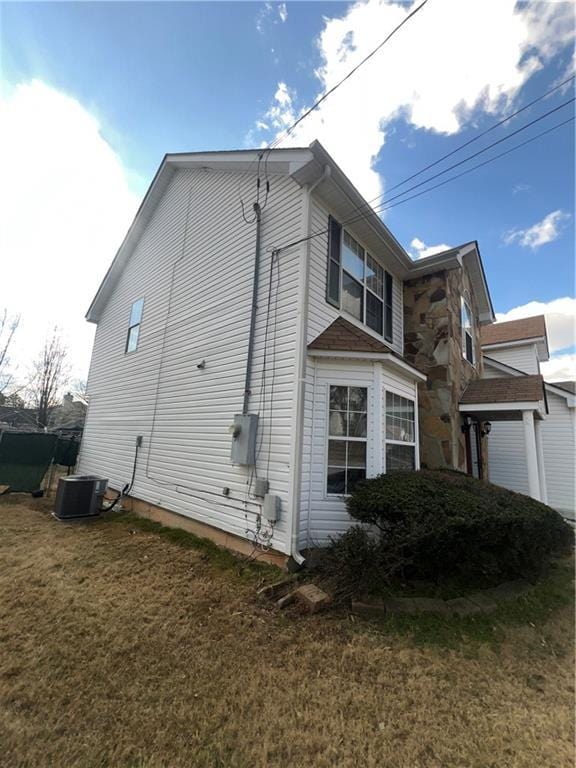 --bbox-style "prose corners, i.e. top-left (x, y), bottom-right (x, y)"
top-left (347, 94), bottom-right (575, 220)
top-left (378, 115), bottom-right (575, 213)
top-left (381, 73), bottom-right (574, 197)
top-left (271, 113), bottom-right (574, 255)
top-left (267, 0), bottom-right (430, 150)
top-left (238, 0), bottom-right (429, 221)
